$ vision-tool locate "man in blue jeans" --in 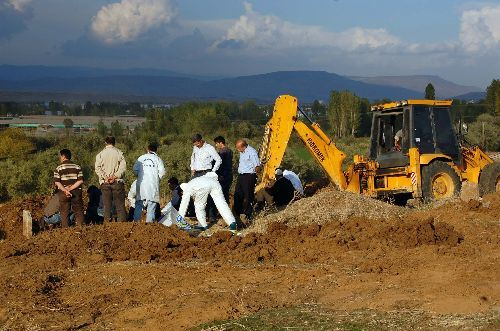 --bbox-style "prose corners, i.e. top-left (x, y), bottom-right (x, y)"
top-left (132, 143), bottom-right (166, 222)
top-left (43, 193), bottom-right (75, 227)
